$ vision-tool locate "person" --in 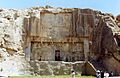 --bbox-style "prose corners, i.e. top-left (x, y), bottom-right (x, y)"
top-left (96, 70), bottom-right (101, 78)
top-left (101, 71), bottom-right (104, 78)
top-left (71, 69), bottom-right (75, 78)
top-left (104, 71), bottom-right (109, 78)
top-left (109, 71), bottom-right (113, 77)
